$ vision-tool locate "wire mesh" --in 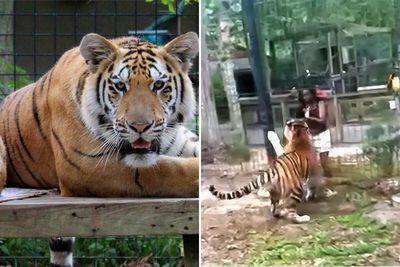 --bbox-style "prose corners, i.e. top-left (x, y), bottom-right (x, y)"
top-left (0, 0), bottom-right (198, 132)
top-left (0, 0), bottom-right (198, 265)
top-left (0, 236), bottom-right (183, 267)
